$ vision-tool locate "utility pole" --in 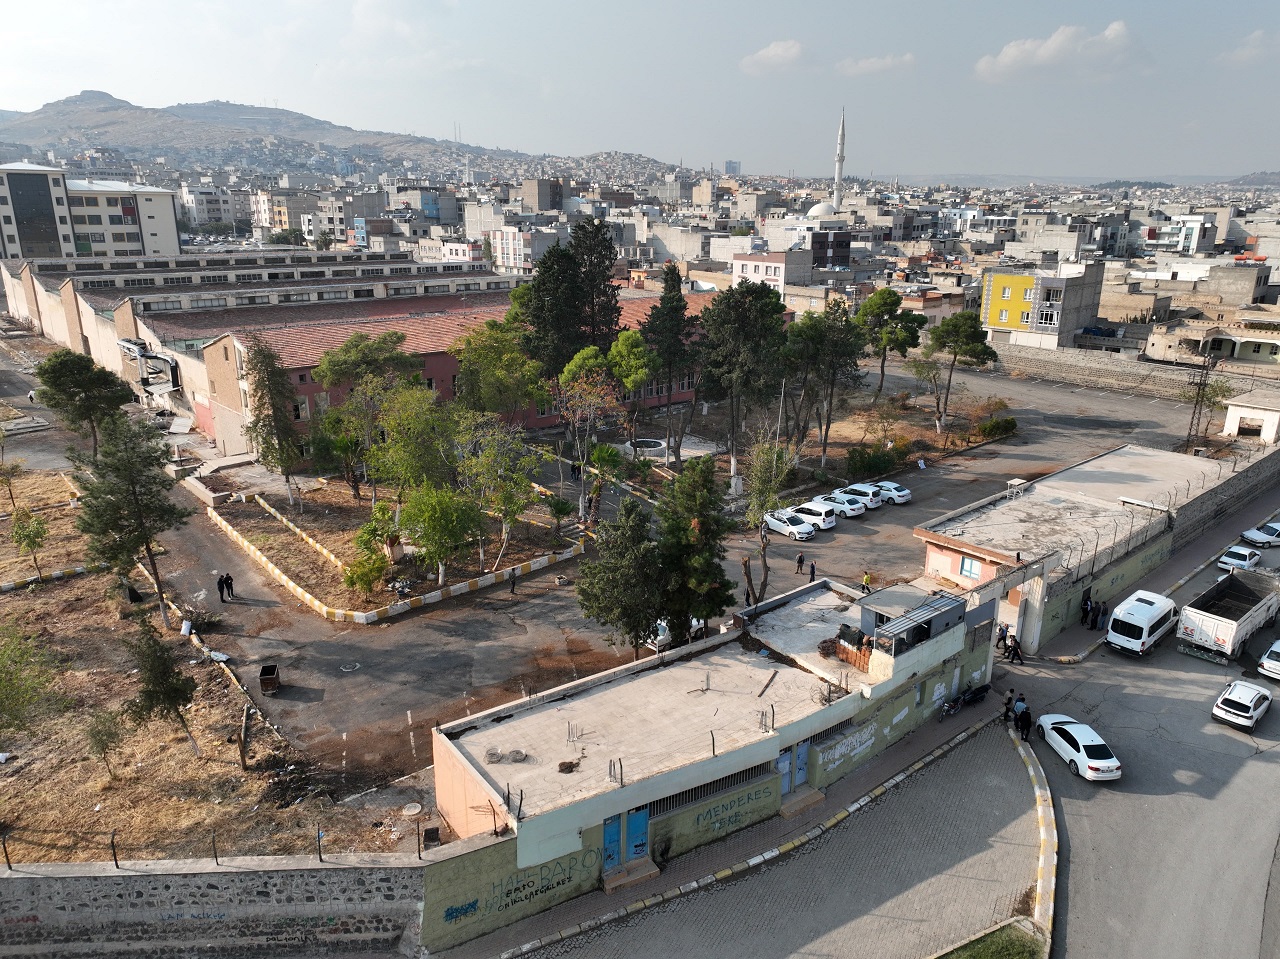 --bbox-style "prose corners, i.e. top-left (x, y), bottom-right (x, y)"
top-left (1183, 346), bottom-right (1215, 454)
